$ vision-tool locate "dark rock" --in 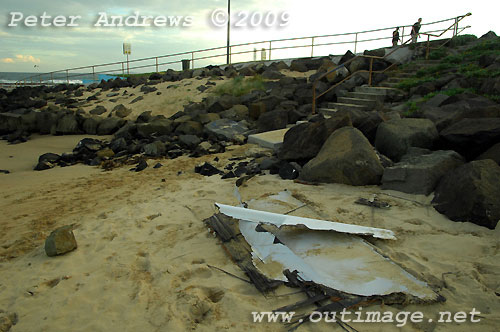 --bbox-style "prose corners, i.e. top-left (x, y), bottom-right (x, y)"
top-left (422, 93), bottom-right (450, 108)
top-left (279, 114), bottom-right (352, 161)
top-left (257, 109), bottom-right (288, 132)
top-left (300, 127), bottom-right (384, 185)
top-left (55, 114), bottom-right (80, 135)
top-left (82, 116), bottom-right (102, 135)
top-left (179, 134), bottom-right (201, 148)
top-left (141, 85), bottom-right (158, 94)
top-left (221, 171), bottom-right (236, 179)
top-left (261, 69), bottom-right (285, 79)
top-left (290, 60), bottom-right (308, 72)
top-left (347, 57), bottom-right (368, 73)
top-left (136, 111), bottom-right (153, 123)
top-left (339, 50), bottom-right (355, 65)
top-left (204, 119), bottom-right (248, 143)
top-left (112, 104), bottom-right (132, 118)
top-left (432, 160), bottom-right (500, 229)
top-left (357, 111), bottom-right (384, 143)
top-left (195, 162), bottom-right (222, 176)
top-left (44, 225), bottom-right (77, 257)
top-left (131, 159), bottom-right (148, 172)
top-left (410, 82), bottom-right (436, 96)
top-left (143, 141), bottom-right (166, 156)
top-left (196, 113), bottom-right (221, 124)
top-left (74, 138), bottom-right (103, 152)
top-left (130, 96), bottom-right (144, 104)
top-left (110, 137), bottom-right (128, 152)
top-left (175, 121), bottom-right (203, 136)
top-left (34, 160), bottom-right (55, 171)
top-left (96, 117), bottom-right (125, 135)
top-left (136, 119), bottom-right (173, 138)
top-left (375, 118), bottom-right (439, 162)
top-left (382, 150), bottom-right (464, 195)
top-left (38, 153), bottom-right (60, 164)
top-left (153, 163), bottom-right (163, 169)
top-left (439, 118), bottom-right (500, 160)
top-left (220, 105), bottom-right (249, 121)
top-left (90, 105), bottom-right (107, 115)
top-left (35, 112), bottom-right (58, 134)
top-left (278, 162), bottom-right (301, 180)
top-left (249, 102), bottom-right (266, 120)
top-left (476, 142), bottom-right (500, 165)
